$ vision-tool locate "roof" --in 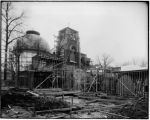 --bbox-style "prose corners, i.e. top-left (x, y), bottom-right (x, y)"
top-left (26, 30), bottom-right (40, 35)
top-left (32, 53), bottom-right (62, 61)
top-left (13, 31), bottom-right (51, 53)
top-left (113, 65), bottom-right (148, 73)
top-left (59, 27), bottom-right (78, 33)
top-left (121, 65), bottom-right (148, 72)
